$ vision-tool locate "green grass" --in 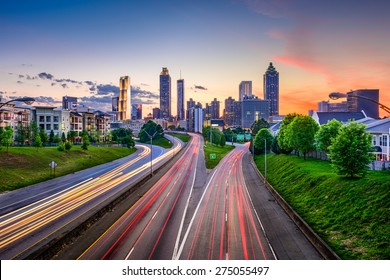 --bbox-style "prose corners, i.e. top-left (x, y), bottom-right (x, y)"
top-left (254, 153), bottom-right (390, 260)
top-left (0, 146), bottom-right (136, 192)
top-left (140, 137), bottom-right (173, 149)
top-left (204, 144), bottom-right (235, 169)
top-left (170, 133), bottom-right (191, 142)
